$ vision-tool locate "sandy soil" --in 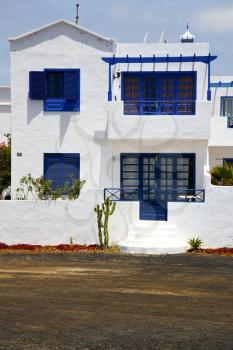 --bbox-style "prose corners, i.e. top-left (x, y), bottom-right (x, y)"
top-left (0, 253), bottom-right (232, 350)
